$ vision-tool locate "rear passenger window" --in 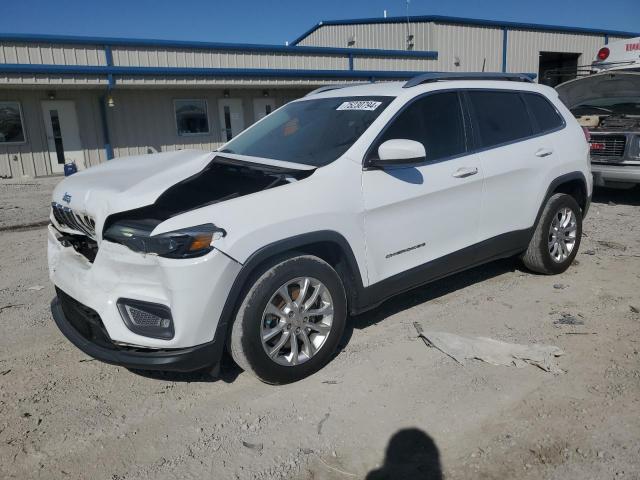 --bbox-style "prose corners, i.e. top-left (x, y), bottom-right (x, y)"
top-left (468, 91), bottom-right (533, 149)
top-left (376, 92), bottom-right (466, 162)
top-left (523, 93), bottom-right (564, 133)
